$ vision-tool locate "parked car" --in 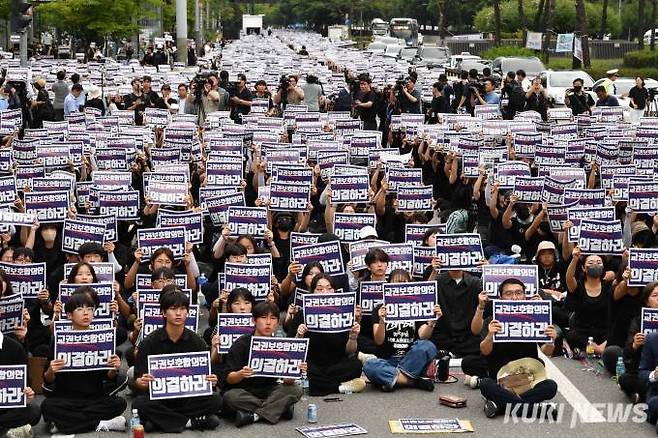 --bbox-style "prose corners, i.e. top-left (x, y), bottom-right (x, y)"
top-left (413, 45), bottom-right (451, 69)
top-left (447, 52), bottom-right (481, 71)
top-left (492, 56), bottom-right (546, 78)
top-left (538, 70), bottom-right (595, 105)
top-left (455, 59), bottom-right (492, 75)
